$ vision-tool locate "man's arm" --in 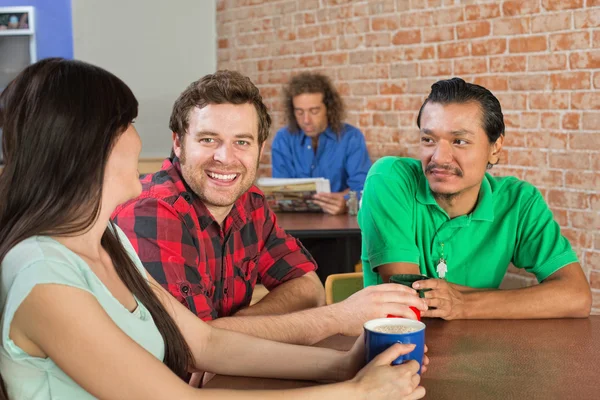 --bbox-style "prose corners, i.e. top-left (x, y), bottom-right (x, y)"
top-left (271, 129), bottom-right (296, 178)
top-left (209, 283), bottom-right (427, 345)
top-left (234, 271), bottom-right (325, 316)
top-left (378, 262), bottom-right (421, 283)
top-left (417, 262), bottom-right (592, 319)
top-left (344, 128), bottom-right (372, 192)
